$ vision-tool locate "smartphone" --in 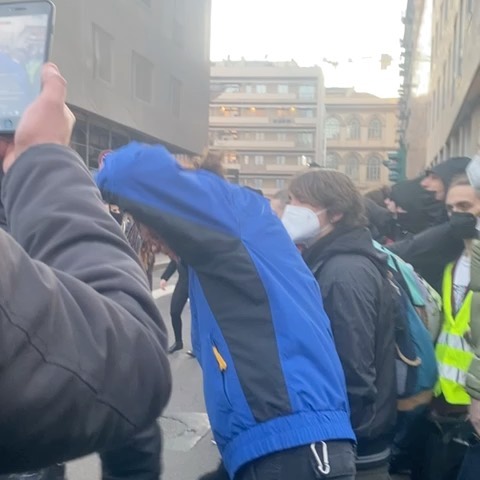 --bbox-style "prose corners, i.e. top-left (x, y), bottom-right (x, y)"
top-left (0, 0), bottom-right (55, 134)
